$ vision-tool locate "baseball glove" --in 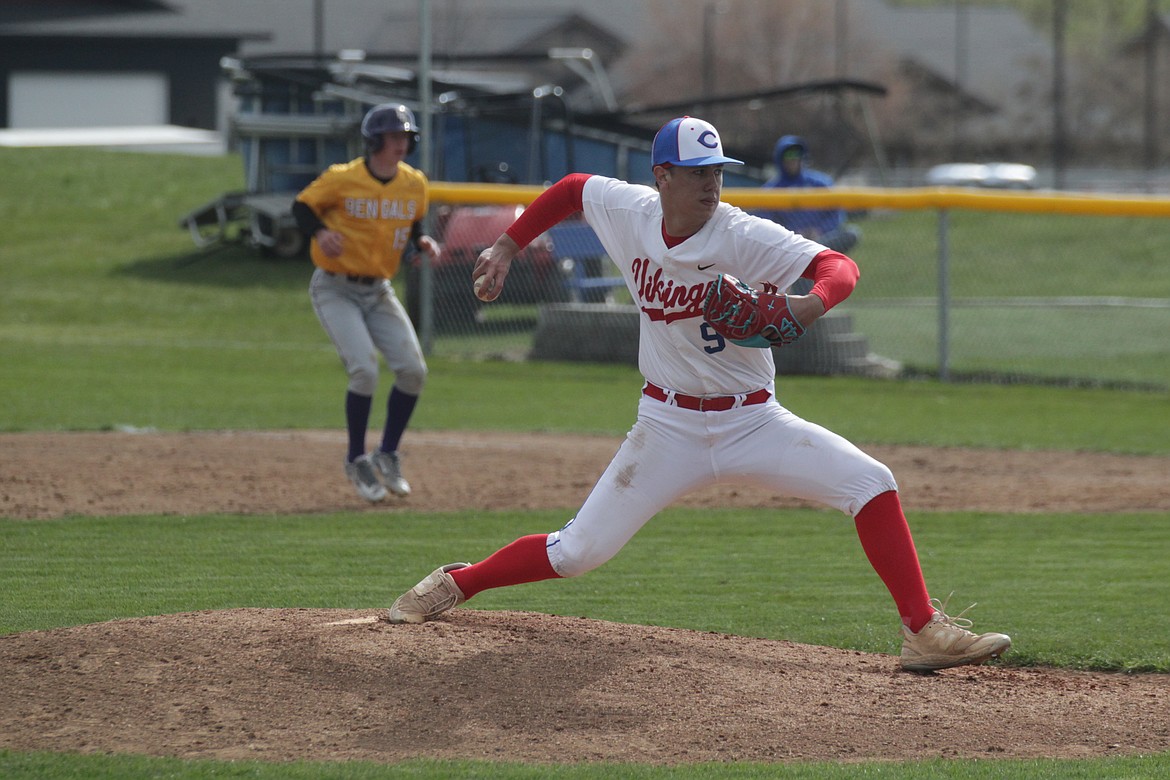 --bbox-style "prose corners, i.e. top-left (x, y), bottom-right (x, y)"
top-left (702, 273), bottom-right (806, 348)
